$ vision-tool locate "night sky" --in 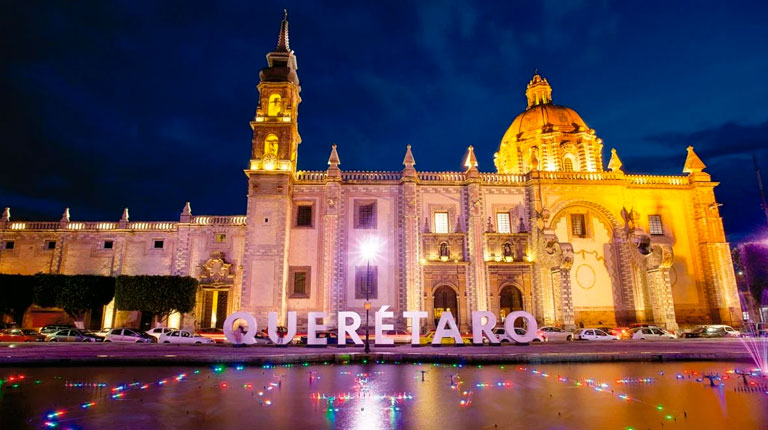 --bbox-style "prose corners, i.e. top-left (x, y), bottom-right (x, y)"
top-left (2, 2), bottom-right (768, 242)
